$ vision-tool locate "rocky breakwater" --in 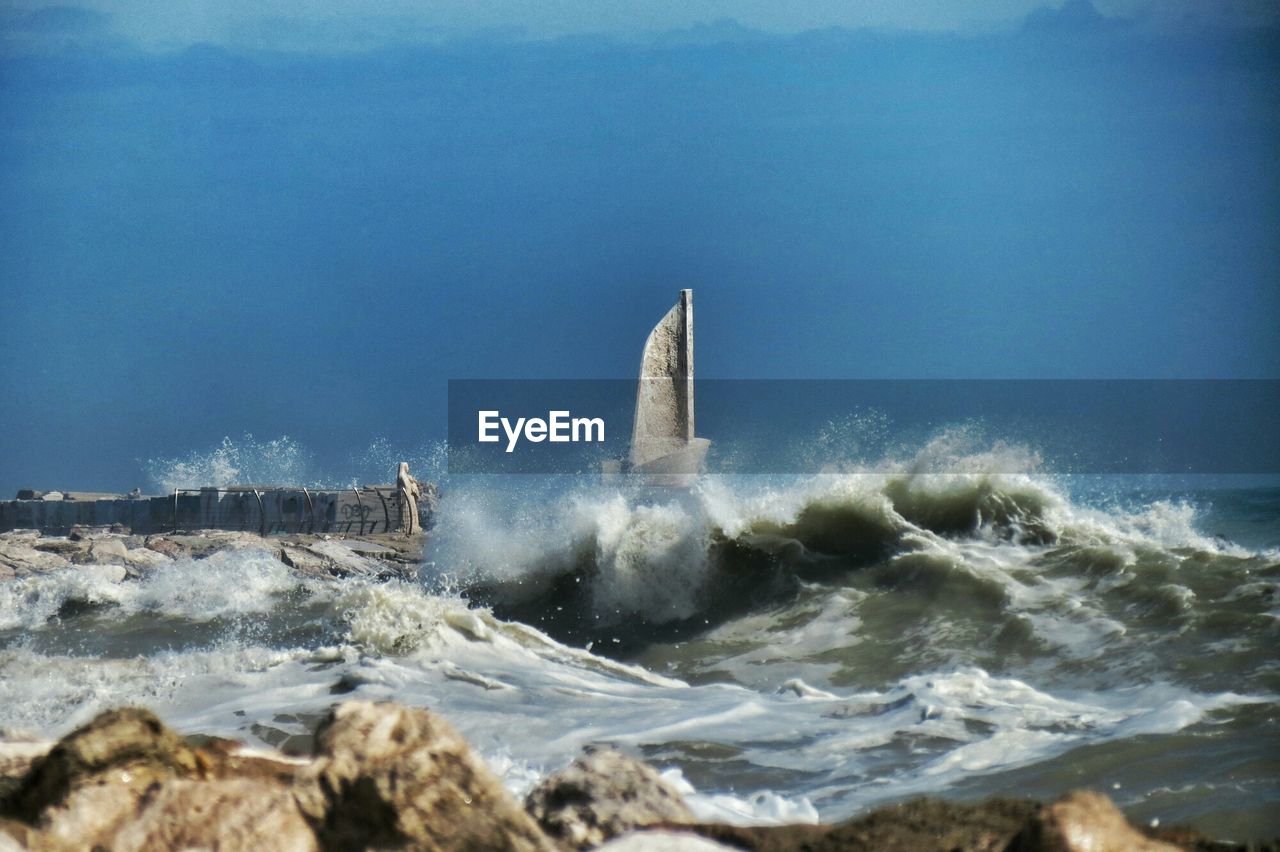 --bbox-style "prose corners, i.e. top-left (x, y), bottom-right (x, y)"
top-left (0, 702), bottom-right (1267, 852)
top-left (0, 528), bottom-right (424, 584)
